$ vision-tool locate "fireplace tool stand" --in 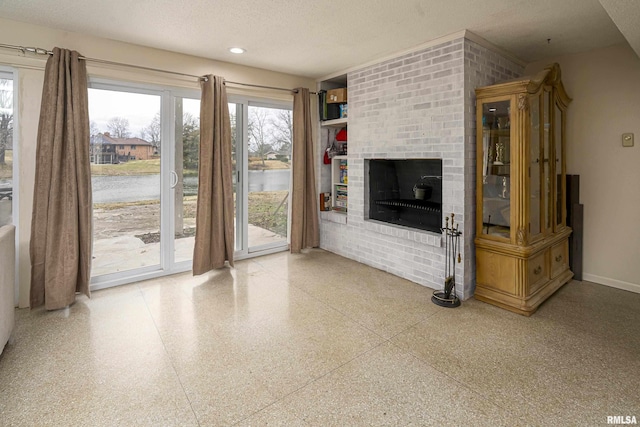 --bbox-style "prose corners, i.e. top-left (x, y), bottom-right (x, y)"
top-left (432, 213), bottom-right (462, 308)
